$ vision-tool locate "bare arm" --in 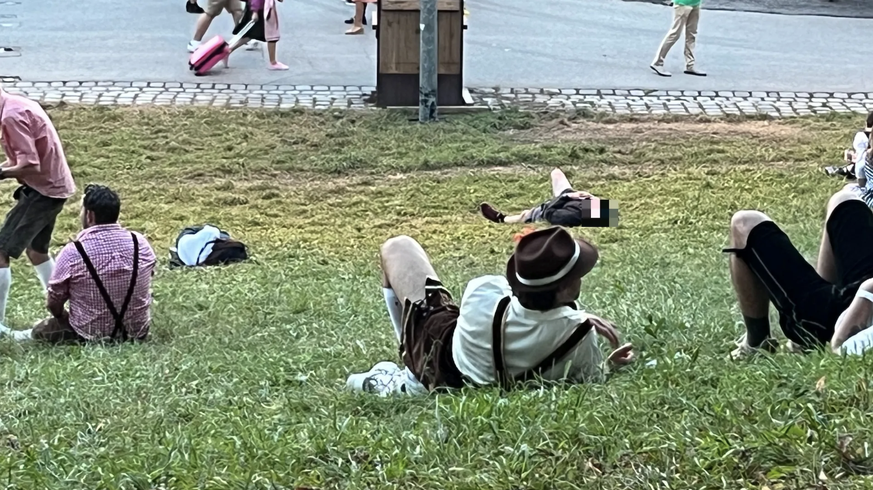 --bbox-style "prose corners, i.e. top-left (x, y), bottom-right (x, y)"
top-left (0, 115), bottom-right (41, 178)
